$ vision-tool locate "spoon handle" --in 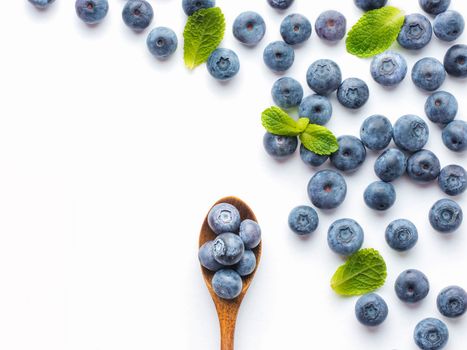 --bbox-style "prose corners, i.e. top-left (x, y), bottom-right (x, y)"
top-left (218, 307), bottom-right (238, 350)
